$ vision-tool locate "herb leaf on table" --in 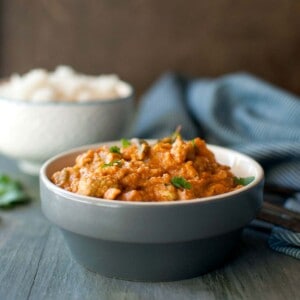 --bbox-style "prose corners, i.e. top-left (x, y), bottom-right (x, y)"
top-left (0, 174), bottom-right (30, 208)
